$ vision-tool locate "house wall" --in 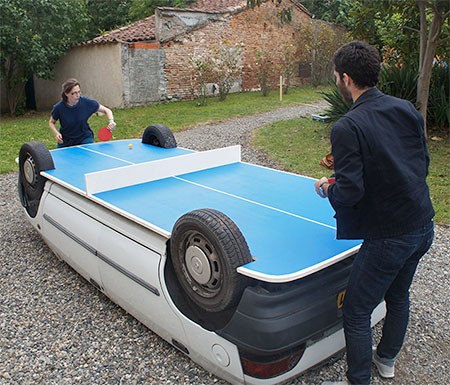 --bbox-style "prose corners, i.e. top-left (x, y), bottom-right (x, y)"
top-left (1, 2), bottom-right (314, 113)
top-left (159, 1), bottom-right (311, 101)
top-left (34, 44), bottom-right (123, 111)
top-left (121, 42), bottom-right (167, 107)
